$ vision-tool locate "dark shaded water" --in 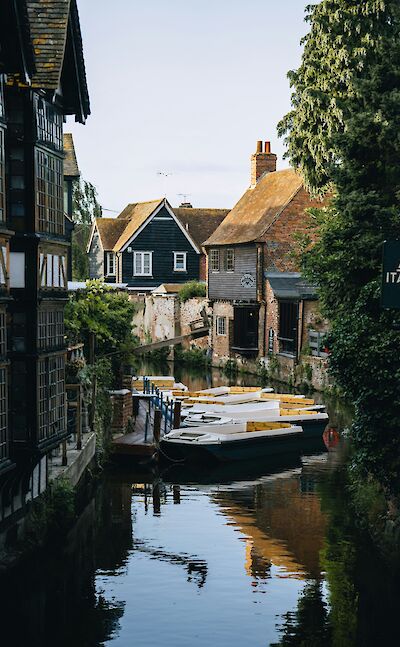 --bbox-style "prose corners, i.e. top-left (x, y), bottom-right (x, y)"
top-left (1, 364), bottom-right (399, 646)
